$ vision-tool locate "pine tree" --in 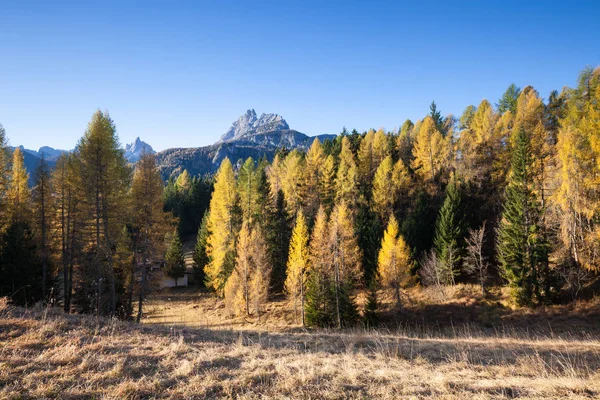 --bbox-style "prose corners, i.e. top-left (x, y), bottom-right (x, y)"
top-left (378, 215), bottom-right (410, 307)
top-left (433, 179), bottom-right (464, 284)
top-left (165, 231), bottom-right (185, 287)
top-left (264, 189), bottom-right (291, 294)
top-left (205, 158), bottom-right (238, 295)
top-left (430, 101), bottom-right (446, 135)
top-left (497, 128), bottom-right (549, 306)
top-left (285, 210), bottom-right (310, 325)
top-left (193, 212), bottom-right (210, 286)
